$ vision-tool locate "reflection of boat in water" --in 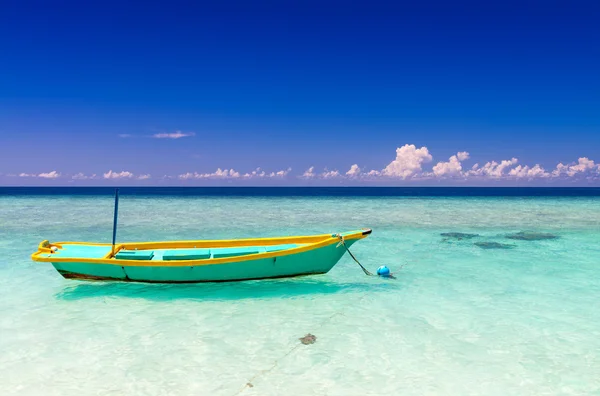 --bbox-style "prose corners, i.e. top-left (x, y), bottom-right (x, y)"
top-left (31, 190), bottom-right (371, 283)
